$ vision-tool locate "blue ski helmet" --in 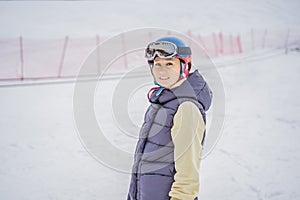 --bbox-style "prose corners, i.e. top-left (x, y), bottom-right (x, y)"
top-left (155, 37), bottom-right (192, 59)
top-left (146, 36), bottom-right (192, 77)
